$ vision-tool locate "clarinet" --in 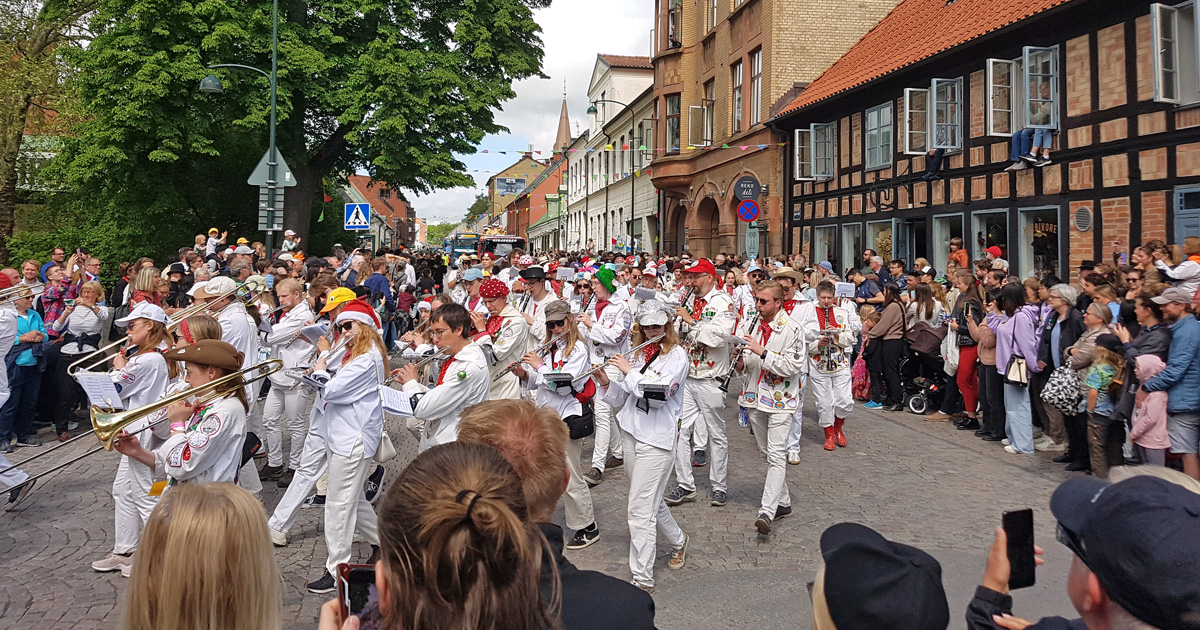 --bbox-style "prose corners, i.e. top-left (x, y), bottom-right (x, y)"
top-left (517, 290), bottom-right (533, 314)
top-left (718, 311), bottom-right (759, 393)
